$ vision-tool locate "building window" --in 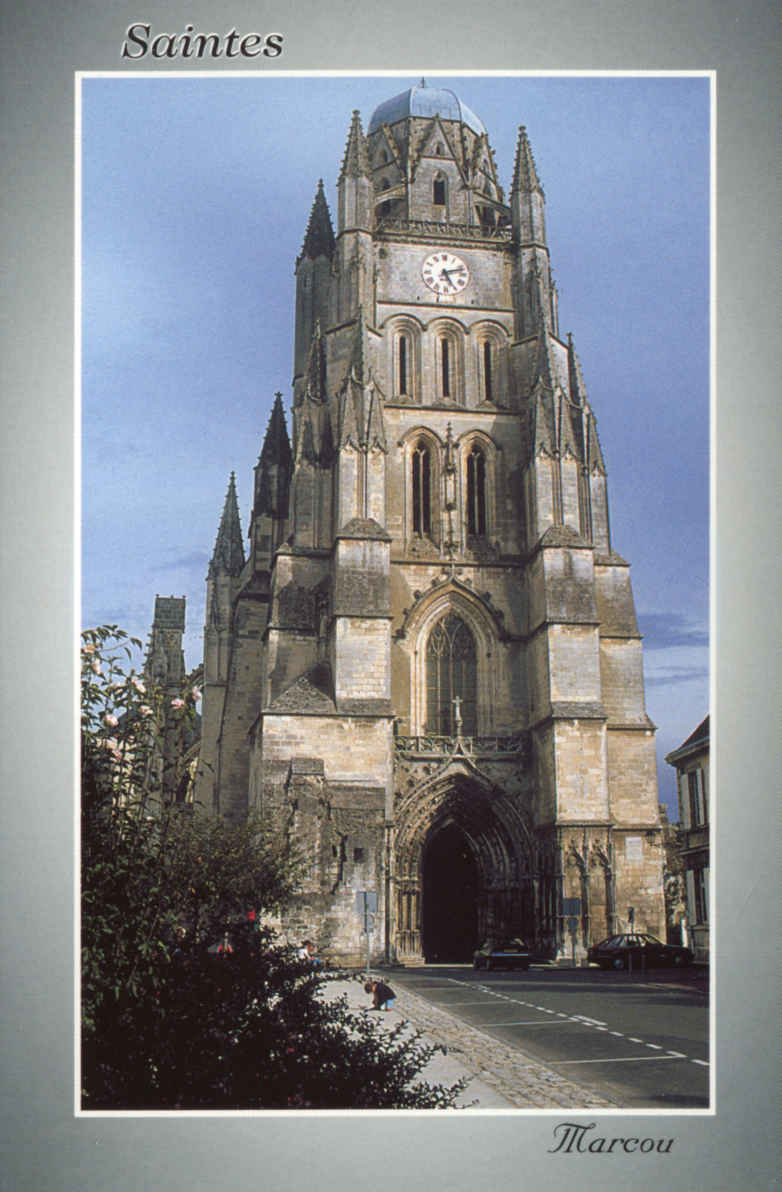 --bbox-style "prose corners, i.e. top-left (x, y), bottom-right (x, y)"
top-left (692, 867), bottom-right (708, 923)
top-left (687, 768), bottom-right (707, 826)
top-left (482, 341), bottom-right (493, 402)
top-left (399, 334), bottom-right (408, 395)
top-left (440, 338), bottom-right (451, 397)
top-left (412, 440), bottom-right (432, 536)
top-left (426, 613), bottom-right (477, 735)
top-left (466, 446), bottom-right (487, 536)
top-left (433, 176), bottom-right (446, 207)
